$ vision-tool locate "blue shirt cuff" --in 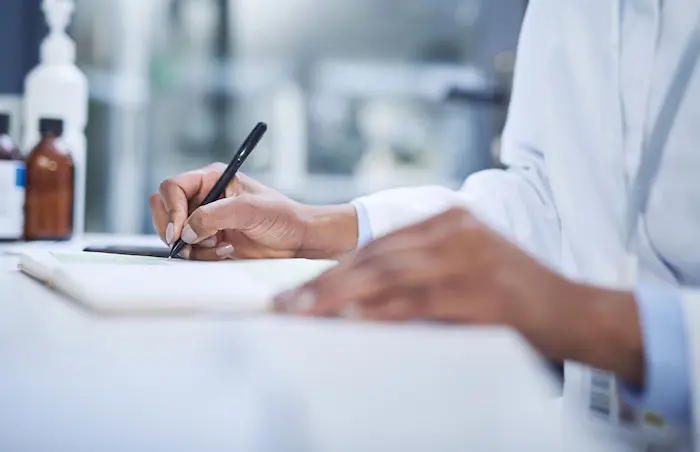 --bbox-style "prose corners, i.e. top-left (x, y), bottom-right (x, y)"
top-left (351, 200), bottom-right (373, 248)
top-left (620, 284), bottom-right (692, 424)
